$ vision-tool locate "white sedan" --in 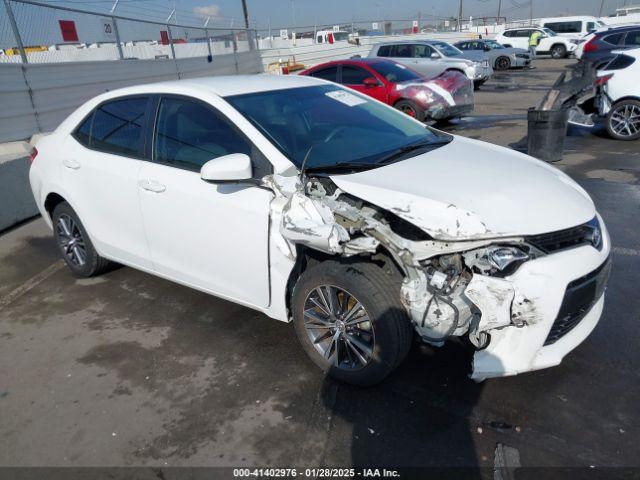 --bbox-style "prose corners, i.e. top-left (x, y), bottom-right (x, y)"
top-left (29, 75), bottom-right (611, 385)
top-left (595, 48), bottom-right (640, 140)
